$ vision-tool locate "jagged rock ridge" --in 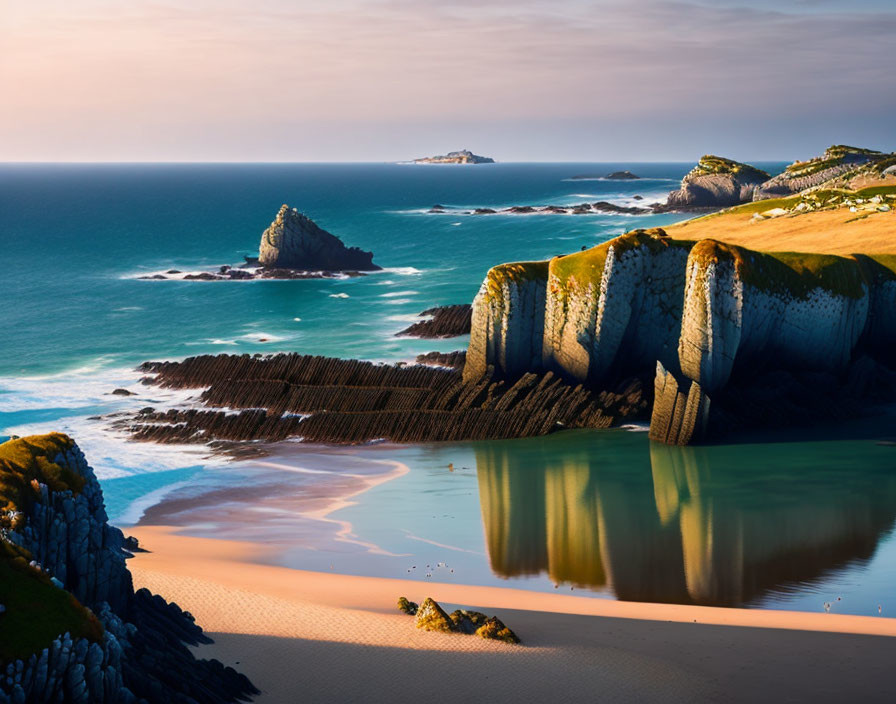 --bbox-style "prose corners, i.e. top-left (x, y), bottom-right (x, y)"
top-left (396, 304), bottom-right (472, 338)
top-left (258, 204), bottom-right (379, 271)
top-left (663, 155), bottom-right (770, 209)
top-left (122, 353), bottom-right (648, 446)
